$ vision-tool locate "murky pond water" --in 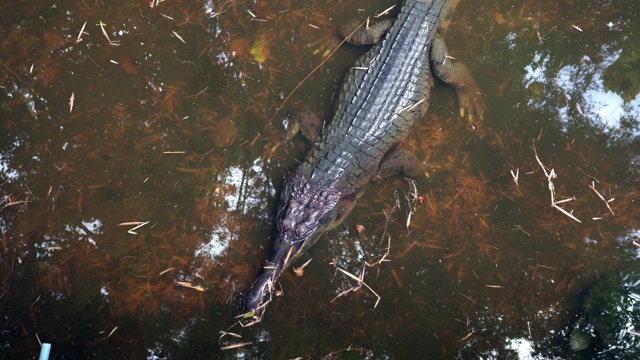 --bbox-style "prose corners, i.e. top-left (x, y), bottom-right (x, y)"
top-left (2, 0), bottom-right (639, 359)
